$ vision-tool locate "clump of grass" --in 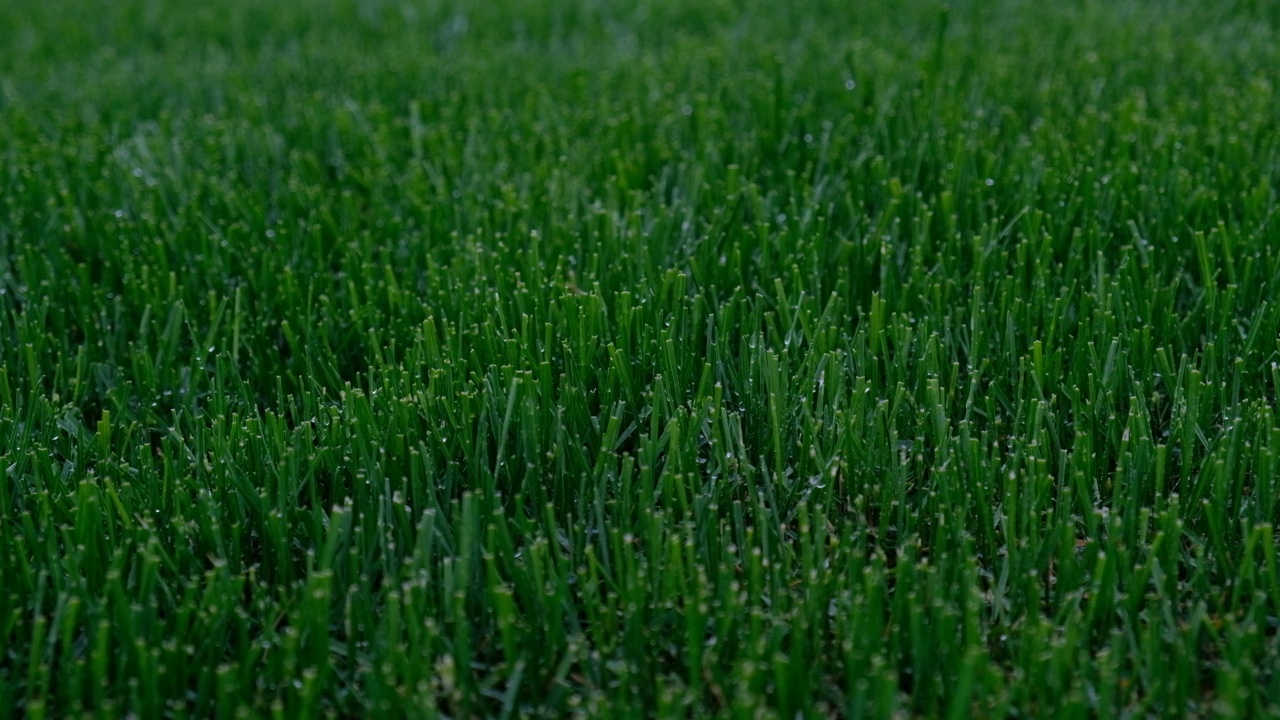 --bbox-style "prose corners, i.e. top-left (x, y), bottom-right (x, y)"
top-left (2, 0), bottom-right (1279, 716)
